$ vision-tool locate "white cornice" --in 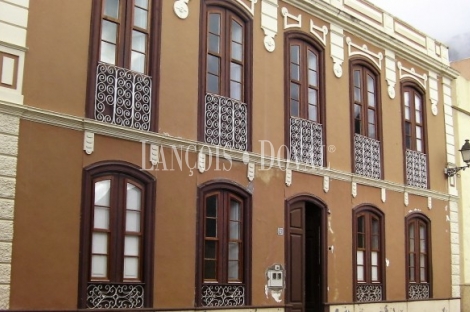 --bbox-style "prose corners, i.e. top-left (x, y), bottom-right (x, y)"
top-left (0, 100), bottom-right (457, 202)
top-left (283, 0), bottom-right (459, 80)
